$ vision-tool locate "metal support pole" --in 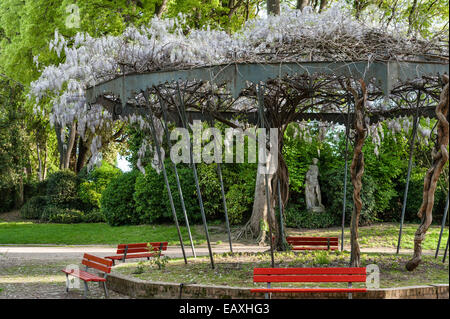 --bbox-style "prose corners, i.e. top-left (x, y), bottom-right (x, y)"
top-left (442, 234), bottom-right (449, 263)
top-left (436, 195), bottom-right (449, 258)
top-left (143, 90), bottom-right (188, 264)
top-left (175, 83), bottom-right (215, 269)
top-left (257, 84), bottom-right (275, 268)
top-left (158, 93), bottom-right (197, 258)
top-left (217, 162), bottom-right (234, 253)
top-left (341, 101), bottom-right (351, 251)
top-left (277, 178), bottom-right (287, 248)
top-left (205, 108), bottom-right (233, 253)
top-left (396, 113), bottom-right (419, 254)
